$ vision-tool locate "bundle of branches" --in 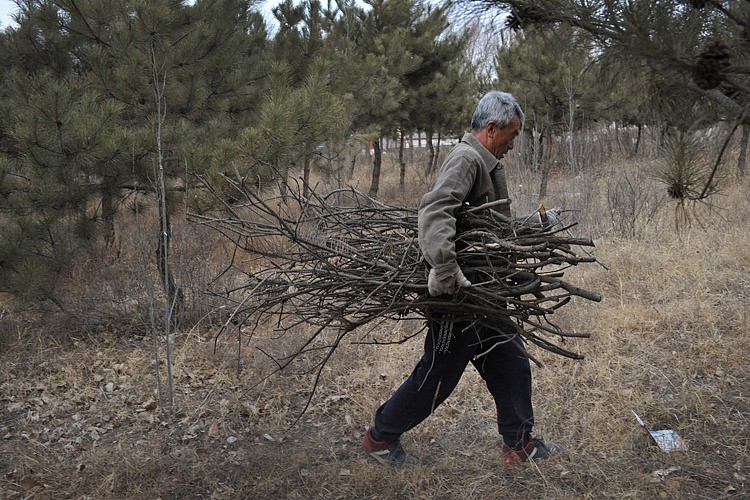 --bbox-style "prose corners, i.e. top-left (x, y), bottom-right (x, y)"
top-left (191, 176), bottom-right (602, 367)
